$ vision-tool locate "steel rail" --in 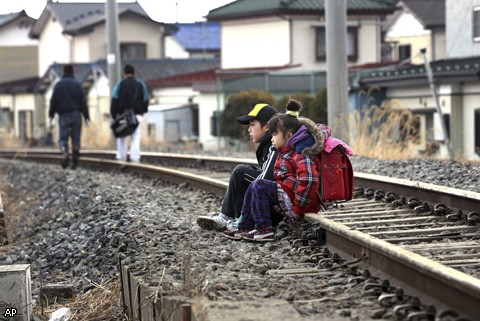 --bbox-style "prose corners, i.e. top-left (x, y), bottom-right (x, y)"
top-left (305, 213), bottom-right (480, 320)
top-left (3, 148), bottom-right (480, 213)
